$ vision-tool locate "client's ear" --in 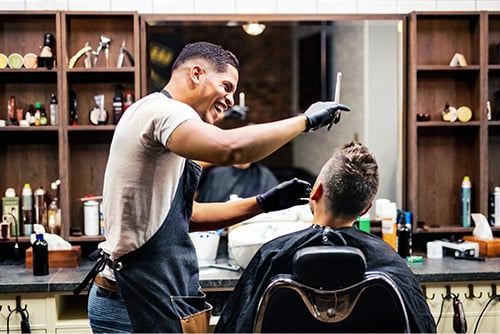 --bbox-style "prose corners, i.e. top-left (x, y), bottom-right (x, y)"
top-left (359, 202), bottom-right (373, 216)
top-left (310, 182), bottom-right (323, 201)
